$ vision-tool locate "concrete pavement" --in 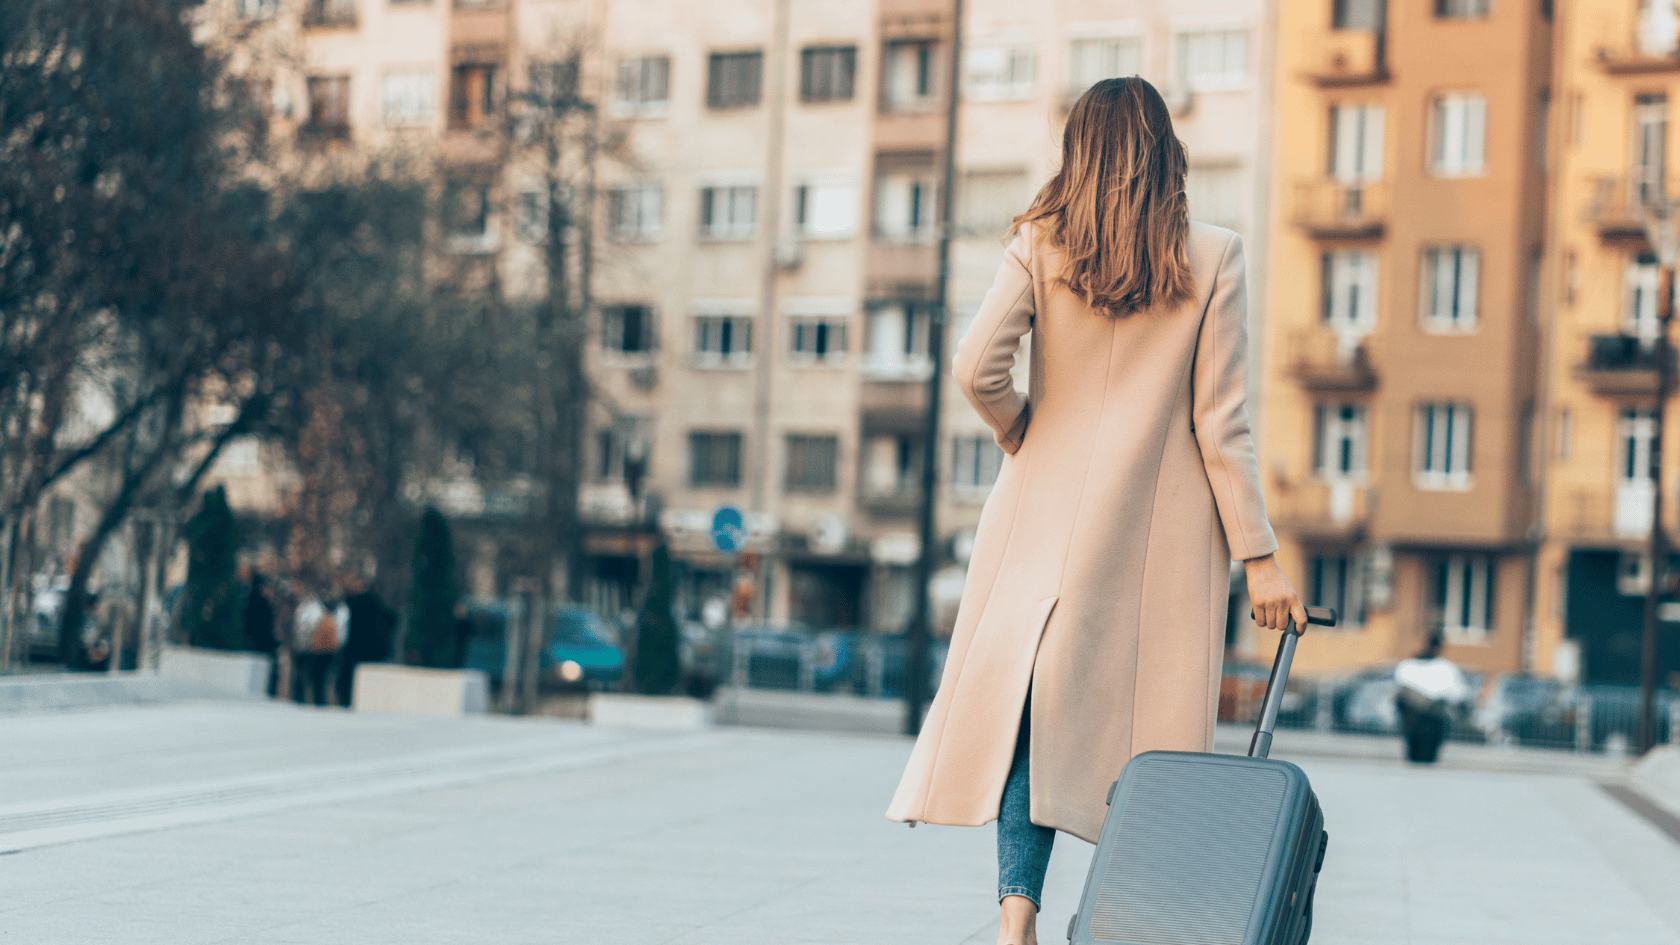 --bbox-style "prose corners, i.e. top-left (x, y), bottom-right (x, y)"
top-left (2, 702), bottom-right (1679, 944)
